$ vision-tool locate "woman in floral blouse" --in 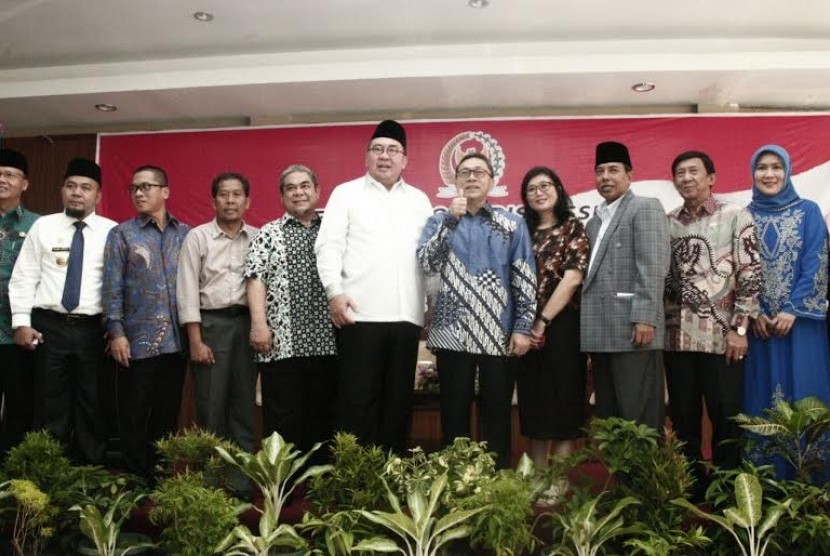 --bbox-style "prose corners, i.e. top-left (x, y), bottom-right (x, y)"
top-left (517, 166), bottom-right (590, 477)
